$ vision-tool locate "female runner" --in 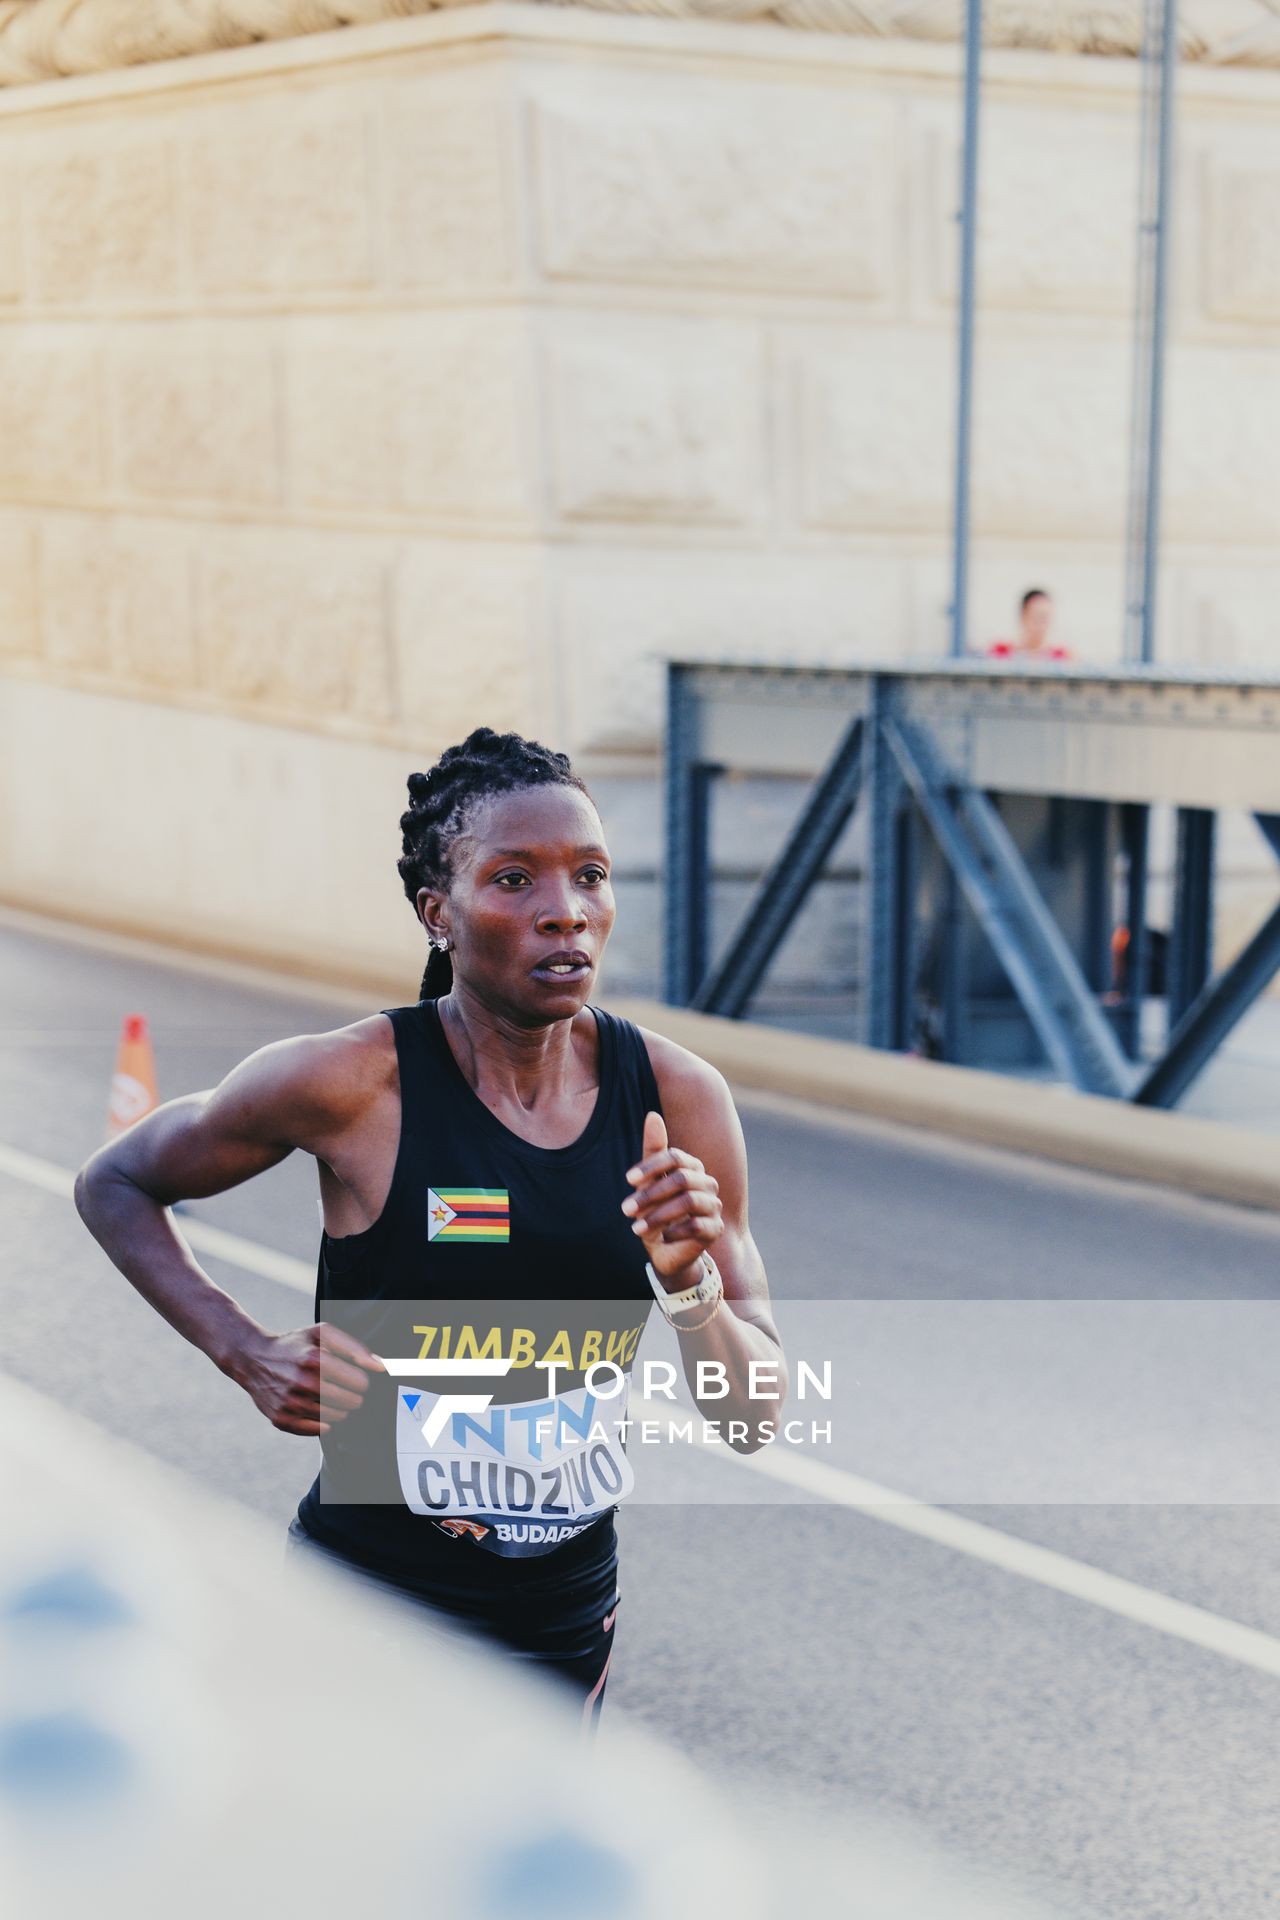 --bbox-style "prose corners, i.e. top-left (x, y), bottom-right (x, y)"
top-left (75, 728), bottom-right (786, 1725)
